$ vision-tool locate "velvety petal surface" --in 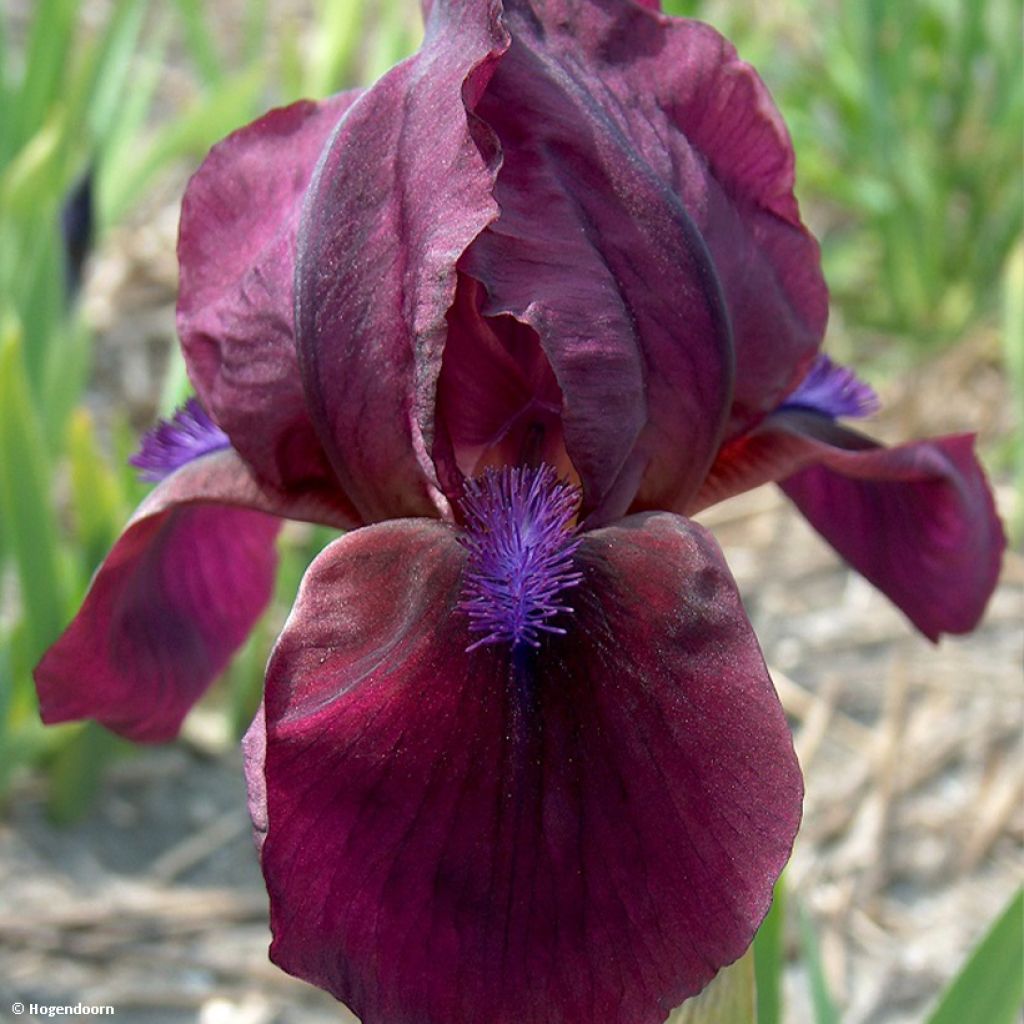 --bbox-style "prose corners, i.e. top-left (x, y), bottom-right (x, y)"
top-left (464, 0), bottom-right (827, 519)
top-left (295, 1), bottom-right (509, 522)
top-left (178, 93), bottom-right (358, 492)
top-left (255, 513), bottom-right (801, 1024)
top-left (35, 450), bottom-right (359, 743)
top-left (692, 411), bottom-right (1004, 640)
